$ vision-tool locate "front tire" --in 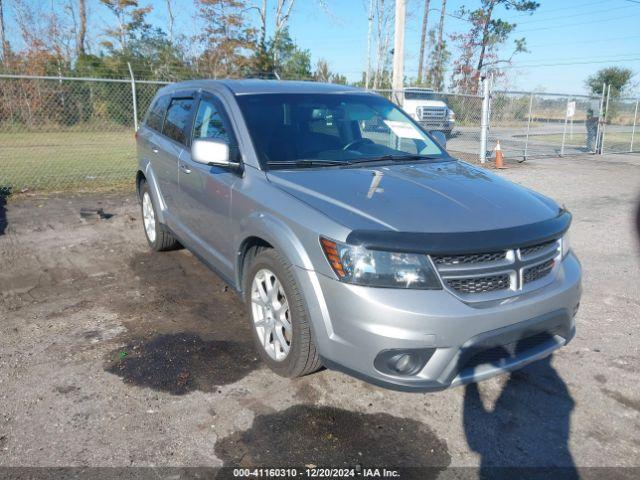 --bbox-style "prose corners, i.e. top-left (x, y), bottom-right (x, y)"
top-left (244, 247), bottom-right (322, 378)
top-left (139, 180), bottom-right (180, 252)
